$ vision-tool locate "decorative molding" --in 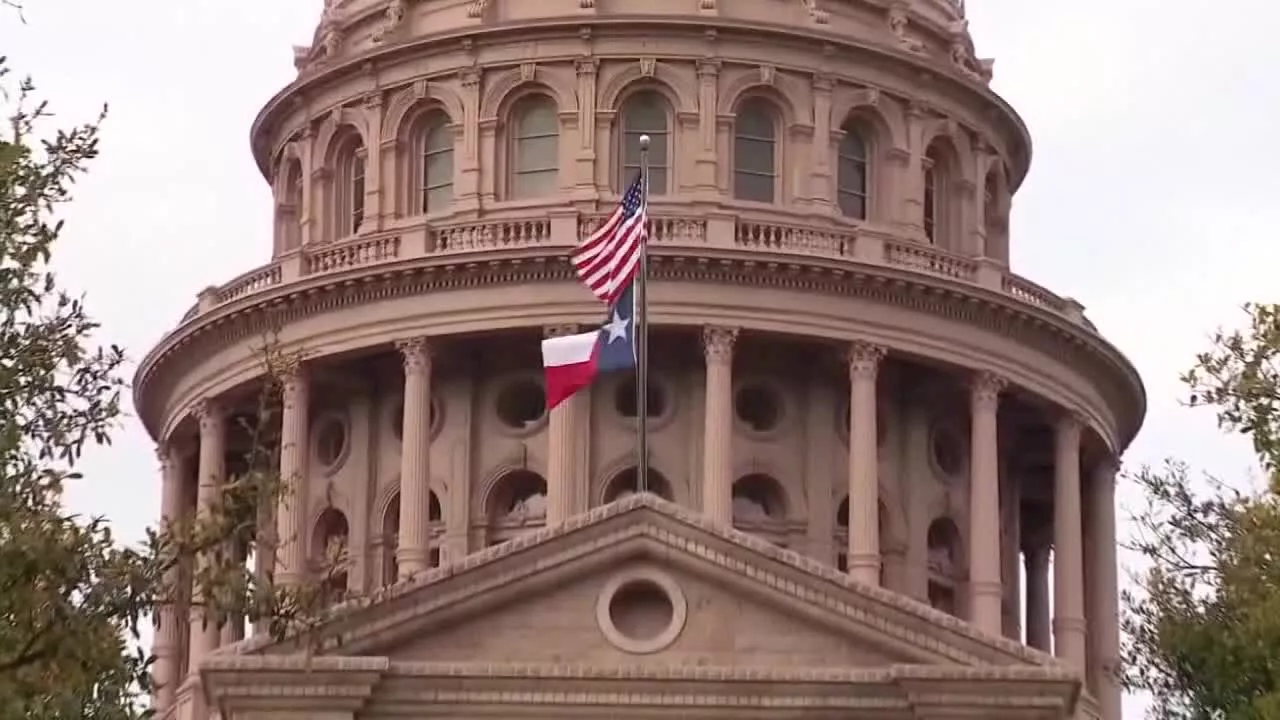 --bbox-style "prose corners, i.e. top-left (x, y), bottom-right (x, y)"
top-left (701, 325), bottom-right (738, 365)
